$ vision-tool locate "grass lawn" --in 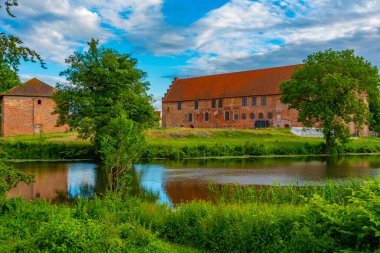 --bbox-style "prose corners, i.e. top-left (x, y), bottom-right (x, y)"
top-left (2, 128), bottom-right (379, 151)
top-left (147, 128), bottom-right (323, 147)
